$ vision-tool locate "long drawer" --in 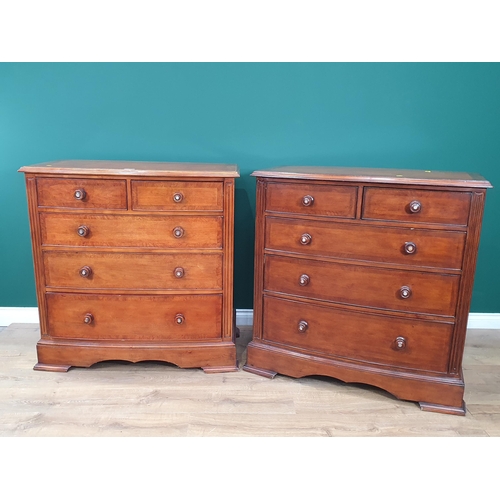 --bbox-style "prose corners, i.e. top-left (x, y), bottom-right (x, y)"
top-left (40, 213), bottom-right (223, 249)
top-left (265, 216), bottom-right (466, 270)
top-left (262, 296), bottom-right (453, 373)
top-left (264, 254), bottom-right (460, 316)
top-left (46, 293), bottom-right (223, 341)
top-left (43, 251), bottom-right (223, 290)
